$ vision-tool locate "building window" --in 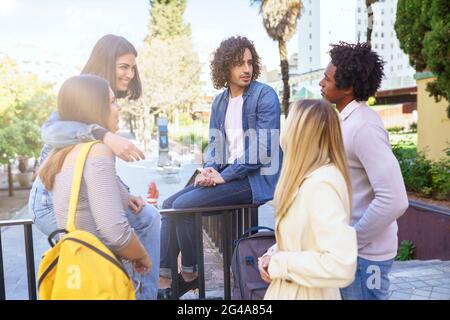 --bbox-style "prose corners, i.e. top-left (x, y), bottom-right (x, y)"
top-left (391, 43), bottom-right (394, 48)
top-left (381, 20), bottom-right (384, 26)
top-left (381, 32), bottom-right (384, 38)
top-left (309, 10), bottom-right (311, 16)
top-left (381, 44), bottom-right (384, 49)
top-left (391, 66), bottom-right (394, 72)
top-left (309, 45), bottom-right (312, 51)
top-left (375, 44), bottom-right (378, 49)
top-left (309, 57), bottom-right (312, 62)
top-left (358, 19), bottom-right (361, 25)
top-left (309, 33), bottom-right (312, 39)
top-left (375, 32), bottom-right (378, 37)
top-left (358, 7), bottom-right (361, 13)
